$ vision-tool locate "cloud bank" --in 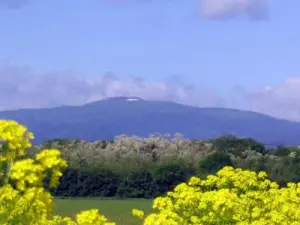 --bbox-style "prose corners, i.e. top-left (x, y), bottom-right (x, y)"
top-left (0, 64), bottom-right (225, 111)
top-left (199, 0), bottom-right (269, 20)
top-left (244, 79), bottom-right (300, 121)
top-left (1, 64), bottom-right (300, 122)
